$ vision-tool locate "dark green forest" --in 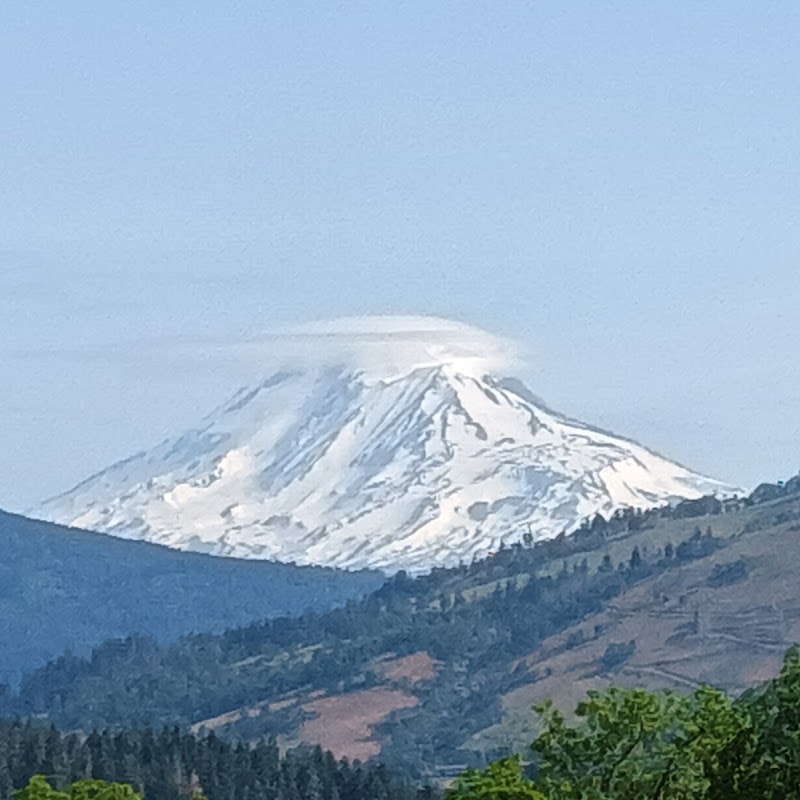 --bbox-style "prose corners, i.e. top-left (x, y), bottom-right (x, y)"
top-left (0, 723), bottom-right (427, 800)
